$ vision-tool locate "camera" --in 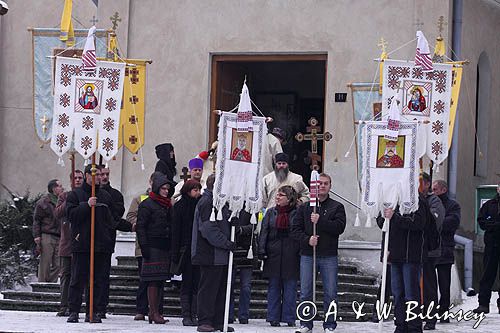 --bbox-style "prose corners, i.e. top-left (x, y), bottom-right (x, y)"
top-left (0, 1), bottom-right (8, 16)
